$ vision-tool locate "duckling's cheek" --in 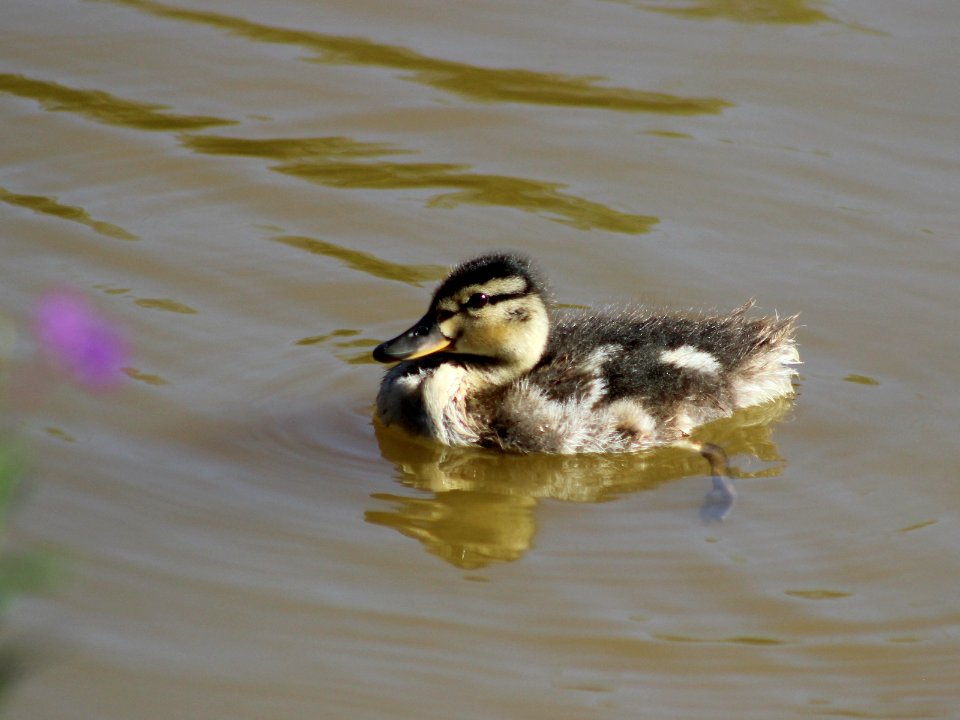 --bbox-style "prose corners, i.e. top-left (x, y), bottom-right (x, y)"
top-left (469, 322), bottom-right (512, 352)
top-left (438, 317), bottom-right (460, 341)
top-left (507, 306), bottom-right (530, 322)
top-left (481, 321), bottom-right (507, 341)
